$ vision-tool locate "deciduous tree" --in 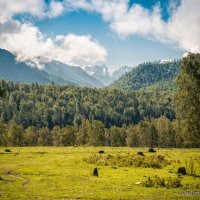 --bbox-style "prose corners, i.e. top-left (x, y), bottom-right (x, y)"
top-left (175, 53), bottom-right (200, 147)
